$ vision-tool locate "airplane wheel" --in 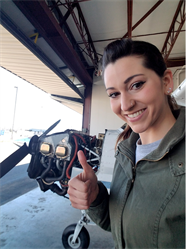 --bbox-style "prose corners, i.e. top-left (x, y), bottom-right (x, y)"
top-left (62, 223), bottom-right (90, 249)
